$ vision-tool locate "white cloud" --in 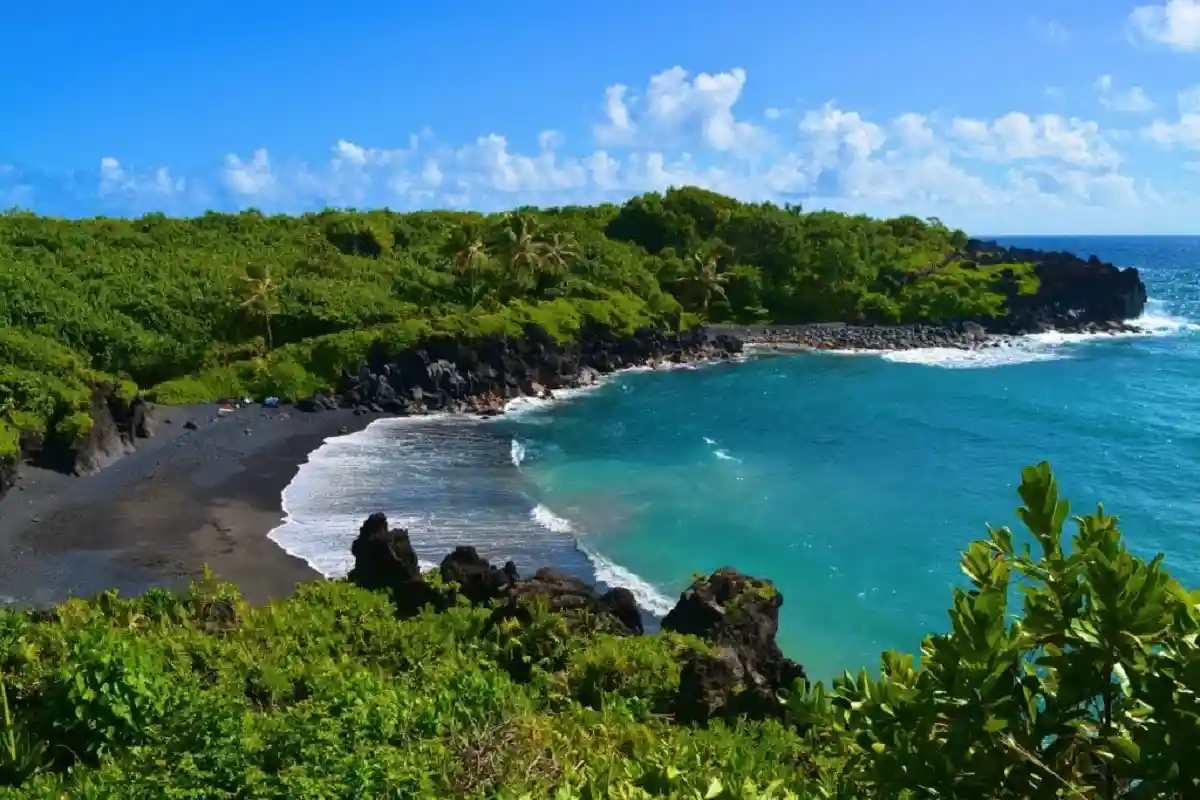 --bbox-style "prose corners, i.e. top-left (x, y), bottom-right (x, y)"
top-left (594, 84), bottom-right (635, 146)
top-left (454, 134), bottom-right (588, 193)
top-left (1129, 0), bottom-right (1200, 50)
top-left (1094, 75), bottom-right (1156, 112)
top-left (1029, 18), bottom-right (1070, 43)
top-left (891, 113), bottom-right (936, 150)
top-left (947, 112), bottom-right (1119, 168)
top-left (97, 157), bottom-right (185, 198)
top-left (222, 148), bottom-right (274, 197)
top-left (593, 66), bottom-right (769, 156)
top-left (1143, 114), bottom-right (1200, 148)
top-left (212, 76), bottom-right (1148, 229)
